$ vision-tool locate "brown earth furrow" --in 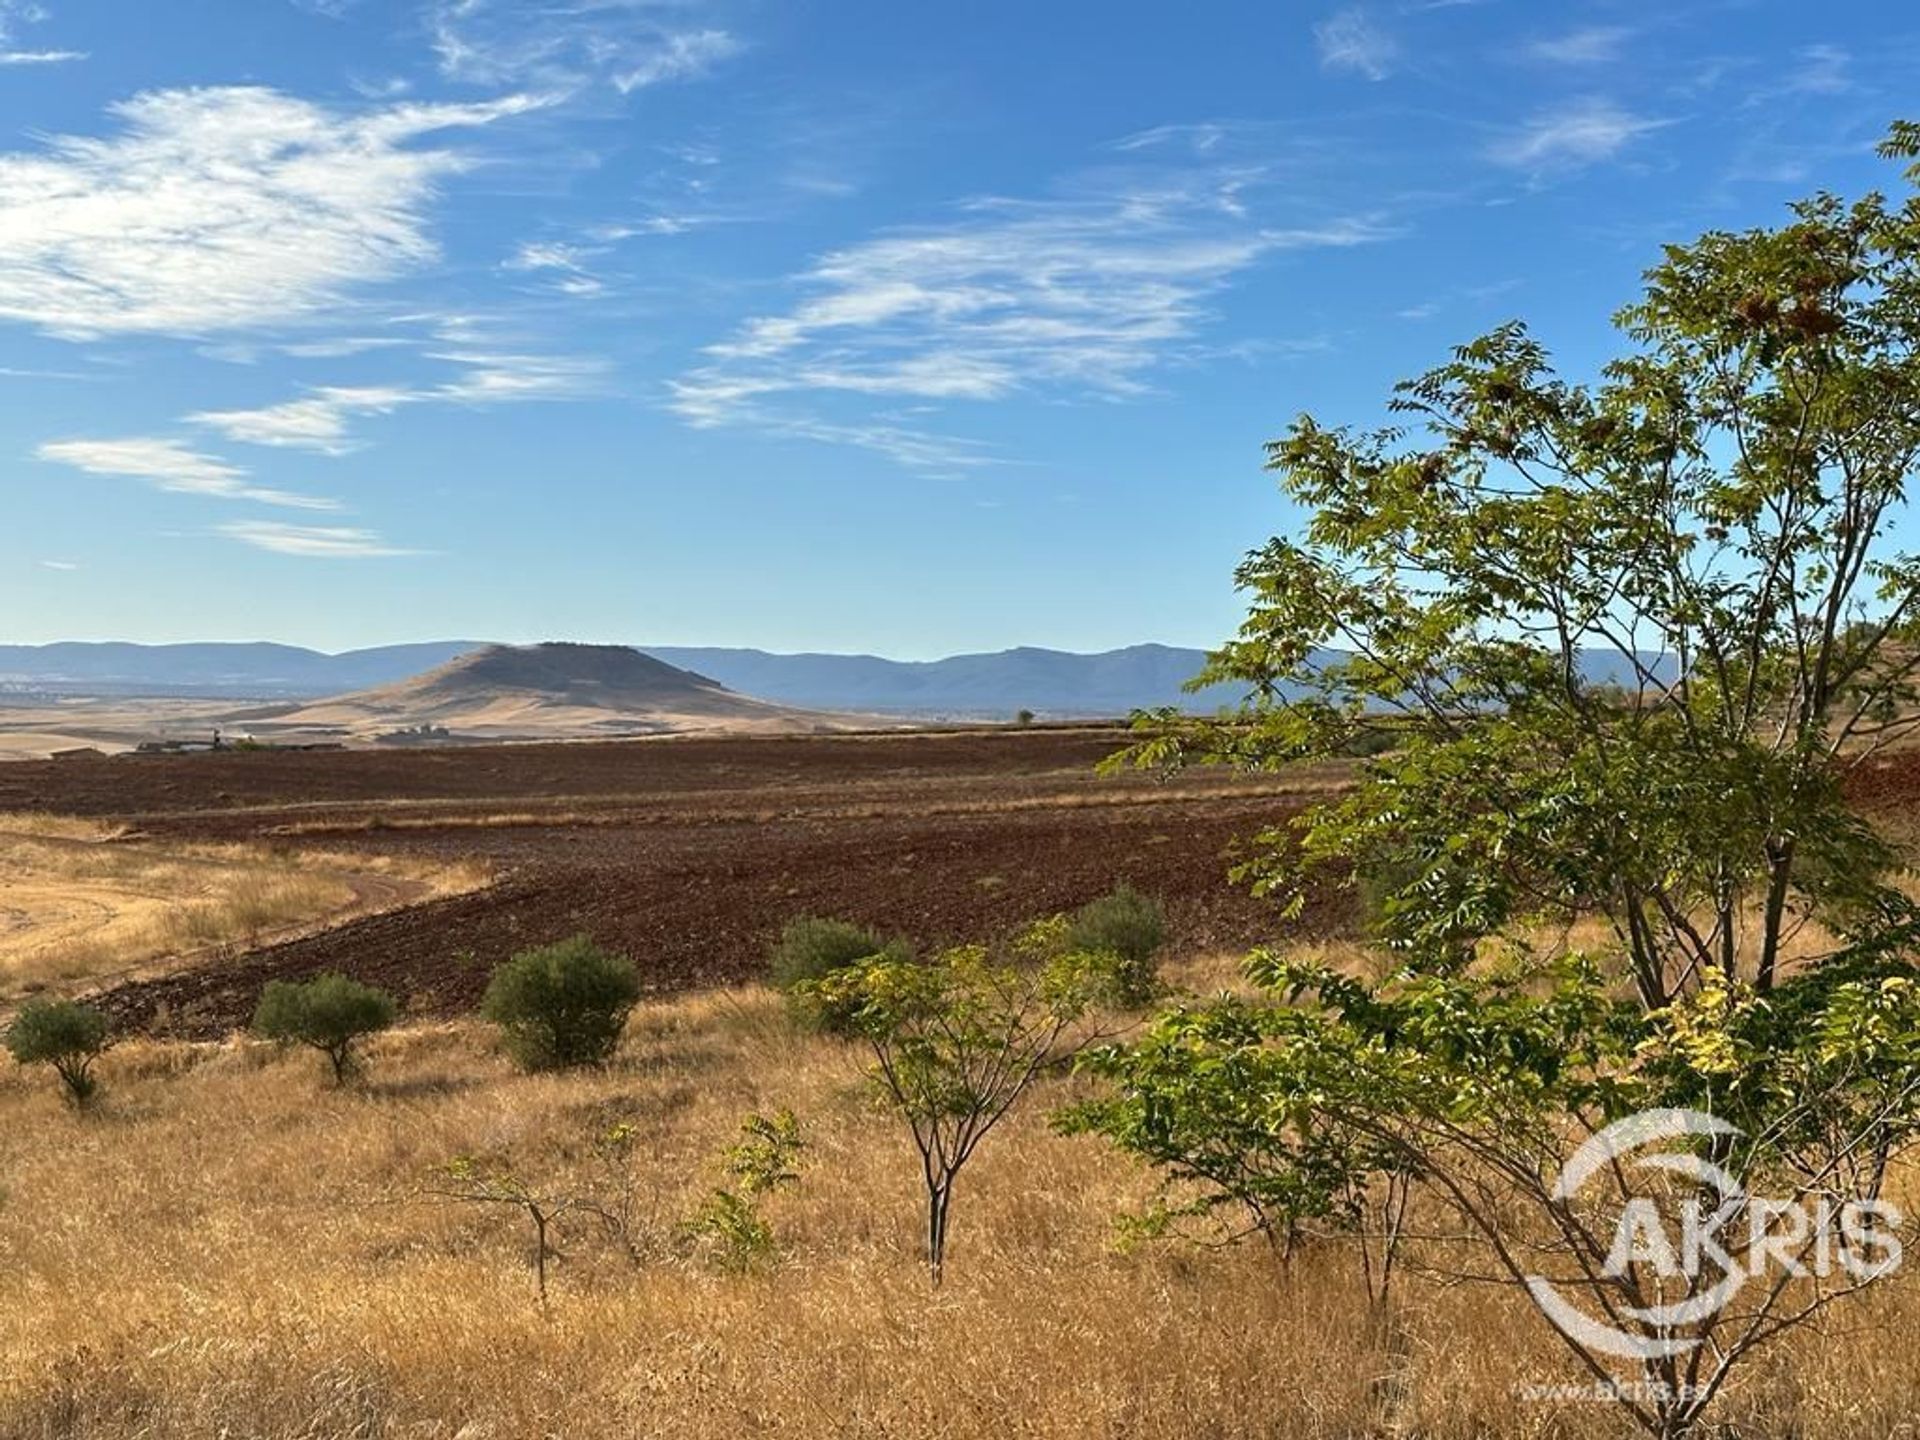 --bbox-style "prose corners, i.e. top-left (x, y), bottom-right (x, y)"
top-left (90, 797), bottom-right (1337, 1038)
top-left (43, 735), bottom-right (1920, 1042)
